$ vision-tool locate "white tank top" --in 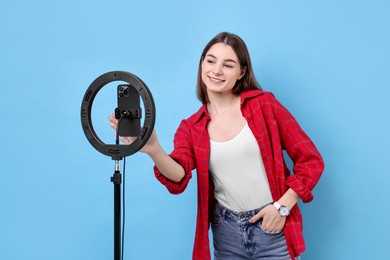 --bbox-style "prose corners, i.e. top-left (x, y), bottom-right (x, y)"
top-left (209, 122), bottom-right (273, 211)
